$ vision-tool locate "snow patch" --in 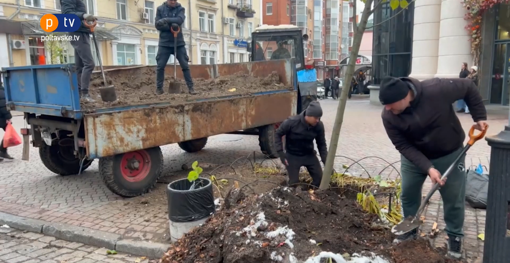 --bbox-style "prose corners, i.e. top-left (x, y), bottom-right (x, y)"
top-left (271, 251), bottom-right (284, 261)
top-left (304, 251), bottom-right (389, 263)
